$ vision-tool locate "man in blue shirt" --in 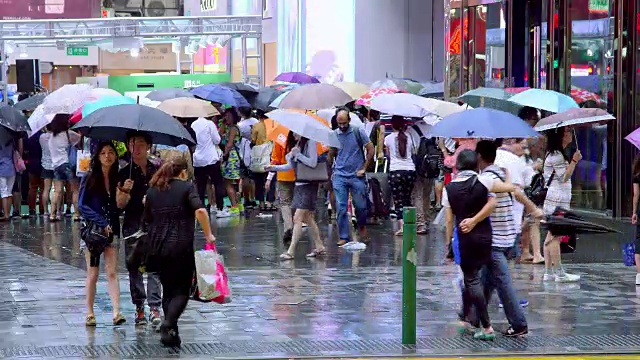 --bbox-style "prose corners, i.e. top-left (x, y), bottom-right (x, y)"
top-left (330, 108), bottom-right (374, 245)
